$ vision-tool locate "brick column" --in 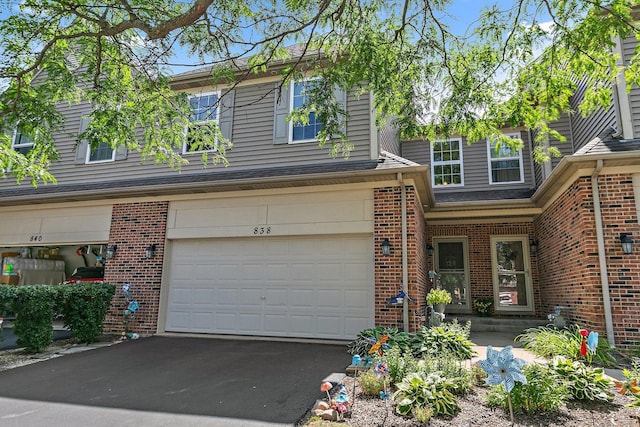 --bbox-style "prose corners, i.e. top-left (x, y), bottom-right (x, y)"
top-left (103, 201), bottom-right (169, 336)
top-left (374, 185), bottom-right (427, 331)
